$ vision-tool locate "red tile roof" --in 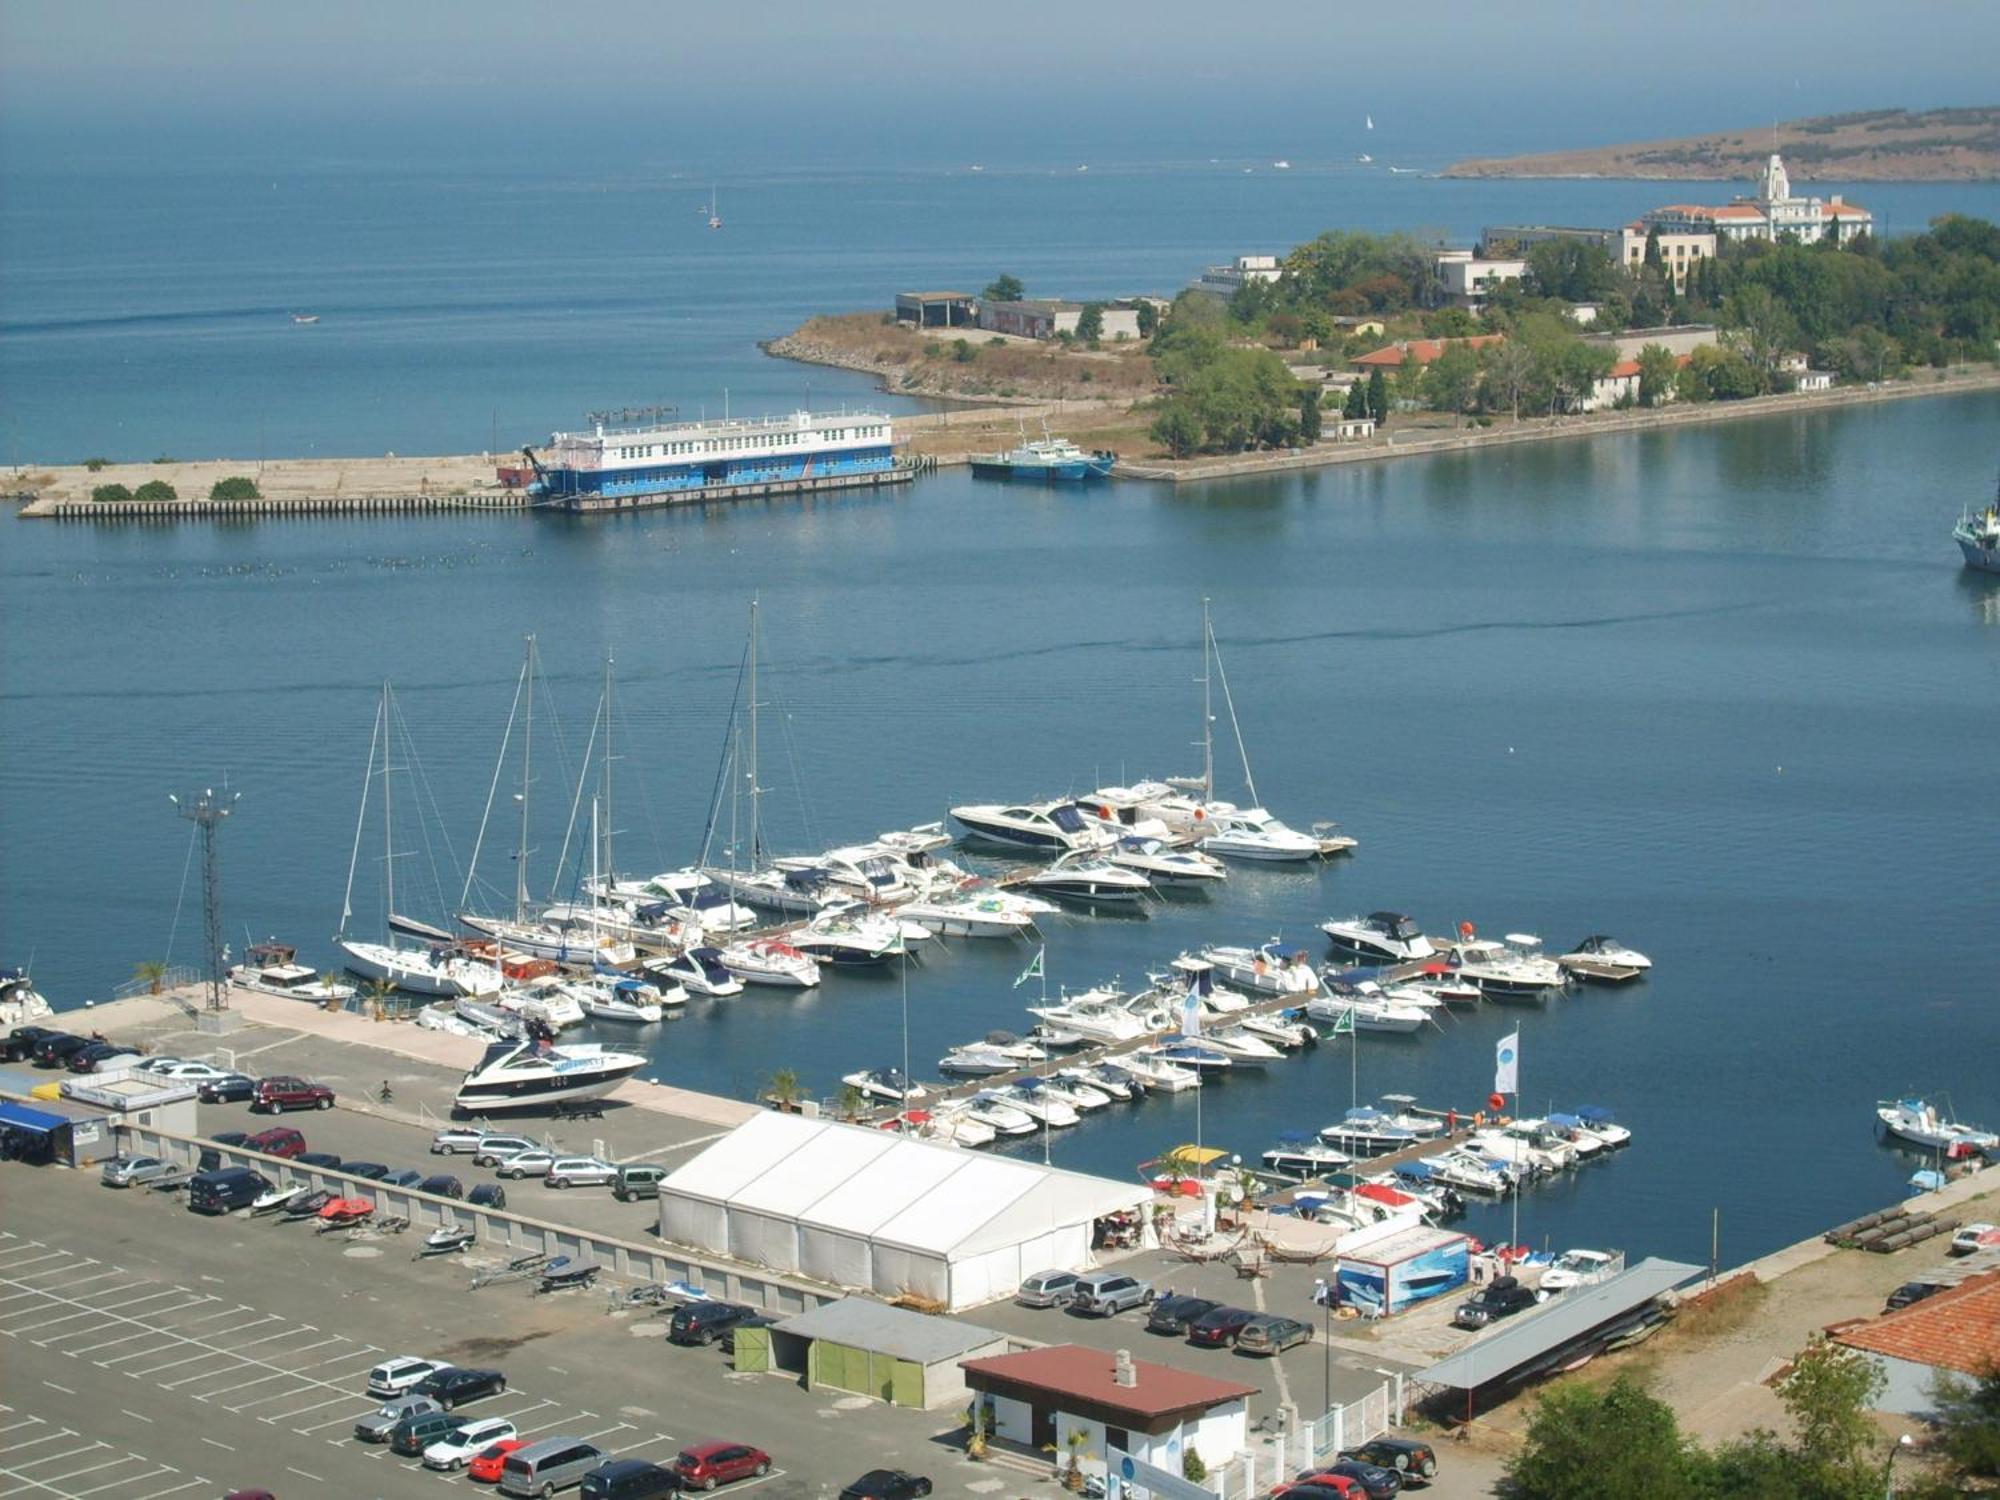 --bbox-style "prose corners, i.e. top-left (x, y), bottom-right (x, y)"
top-left (1353, 335), bottom-right (1505, 369)
top-left (1830, 1270), bottom-right (2000, 1377)
top-left (1608, 359), bottom-right (1642, 379)
top-left (1710, 205), bottom-right (1768, 220)
top-left (961, 1345), bottom-right (1257, 1421)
